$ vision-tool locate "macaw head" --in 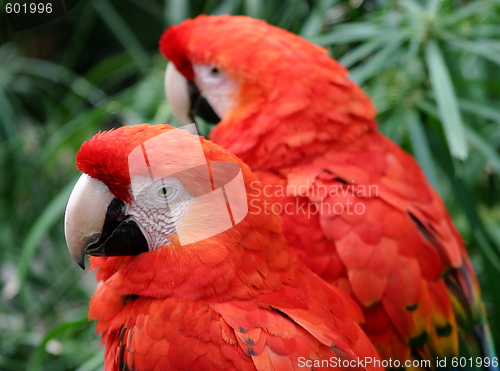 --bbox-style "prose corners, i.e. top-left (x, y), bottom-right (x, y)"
top-left (160, 15), bottom-right (377, 168)
top-left (64, 124), bottom-right (287, 299)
